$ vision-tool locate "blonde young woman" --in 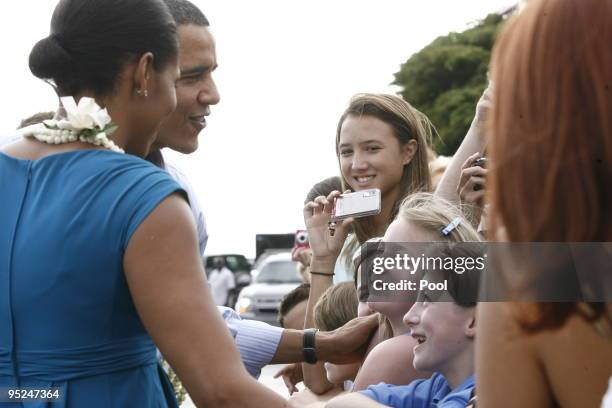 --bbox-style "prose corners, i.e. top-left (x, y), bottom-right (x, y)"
top-left (303, 94), bottom-right (433, 394)
top-left (476, 0), bottom-right (612, 407)
top-left (351, 192), bottom-right (482, 392)
top-left (327, 192), bottom-right (483, 407)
